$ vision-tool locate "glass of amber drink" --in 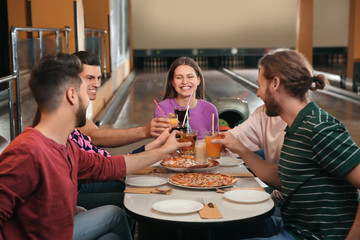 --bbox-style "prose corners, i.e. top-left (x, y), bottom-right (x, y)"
top-left (180, 130), bottom-right (197, 155)
top-left (204, 131), bottom-right (222, 159)
top-left (167, 113), bottom-right (178, 127)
